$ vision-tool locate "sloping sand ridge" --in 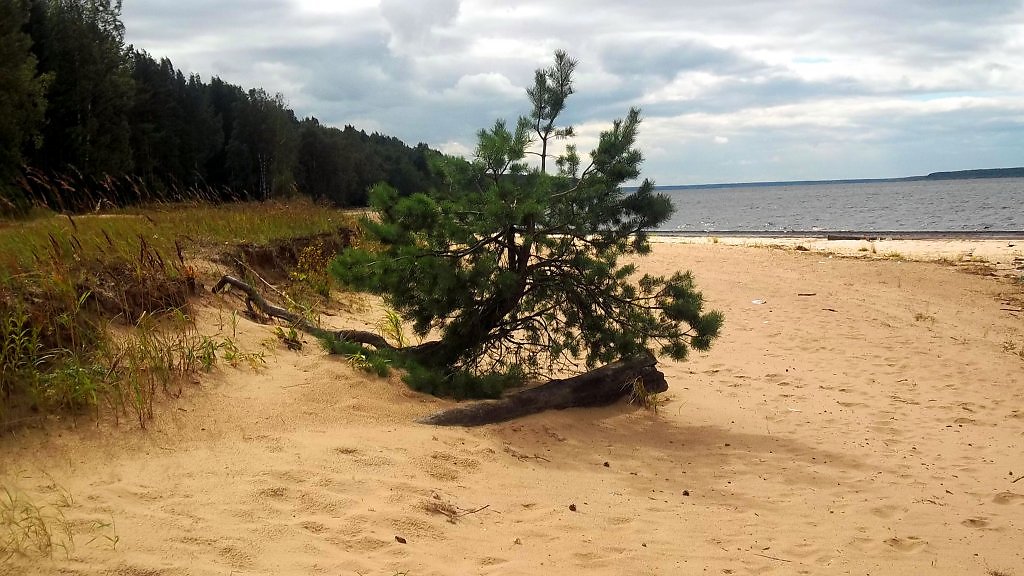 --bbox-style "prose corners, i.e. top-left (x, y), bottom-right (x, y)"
top-left (2, 241), bottom-right (1023, 575)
